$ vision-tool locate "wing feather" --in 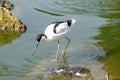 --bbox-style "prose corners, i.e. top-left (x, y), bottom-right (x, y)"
top-left (55, 22), bottom-right (69, 34)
